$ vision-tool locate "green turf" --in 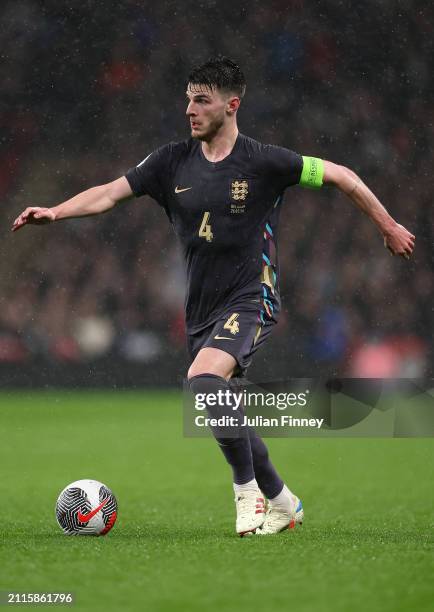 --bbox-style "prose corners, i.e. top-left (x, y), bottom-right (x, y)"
top-left (0, 391), bottom-right (433, 612)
